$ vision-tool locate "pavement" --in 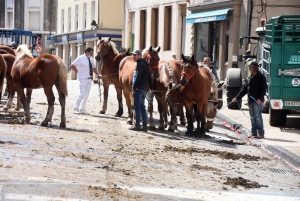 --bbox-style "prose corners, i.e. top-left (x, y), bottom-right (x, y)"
top-left (216, 87), bottom-right (300, 172)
